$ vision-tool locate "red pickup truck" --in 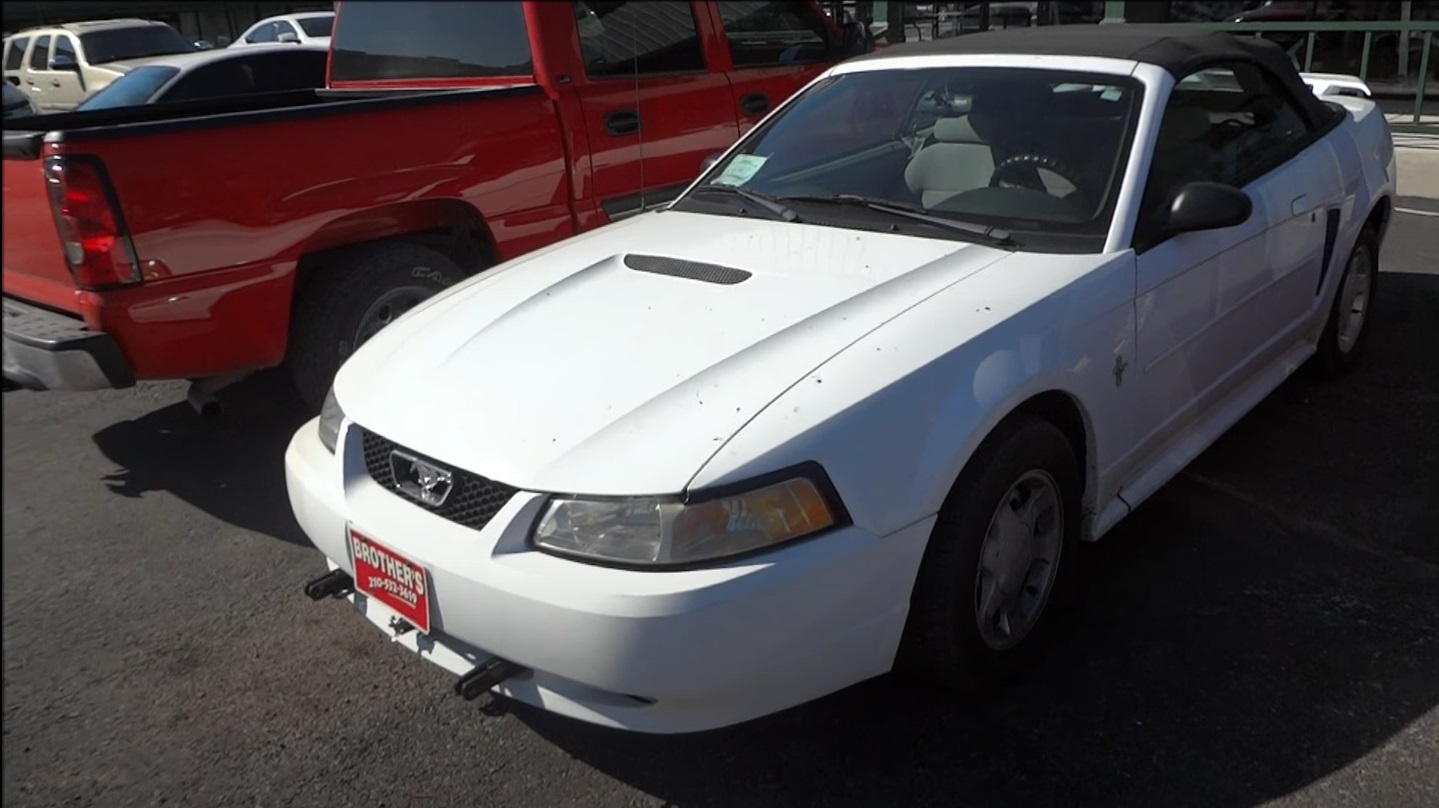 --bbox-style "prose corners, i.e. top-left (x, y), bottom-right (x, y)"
top-left (2, 0), bottom-right (869, 412)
